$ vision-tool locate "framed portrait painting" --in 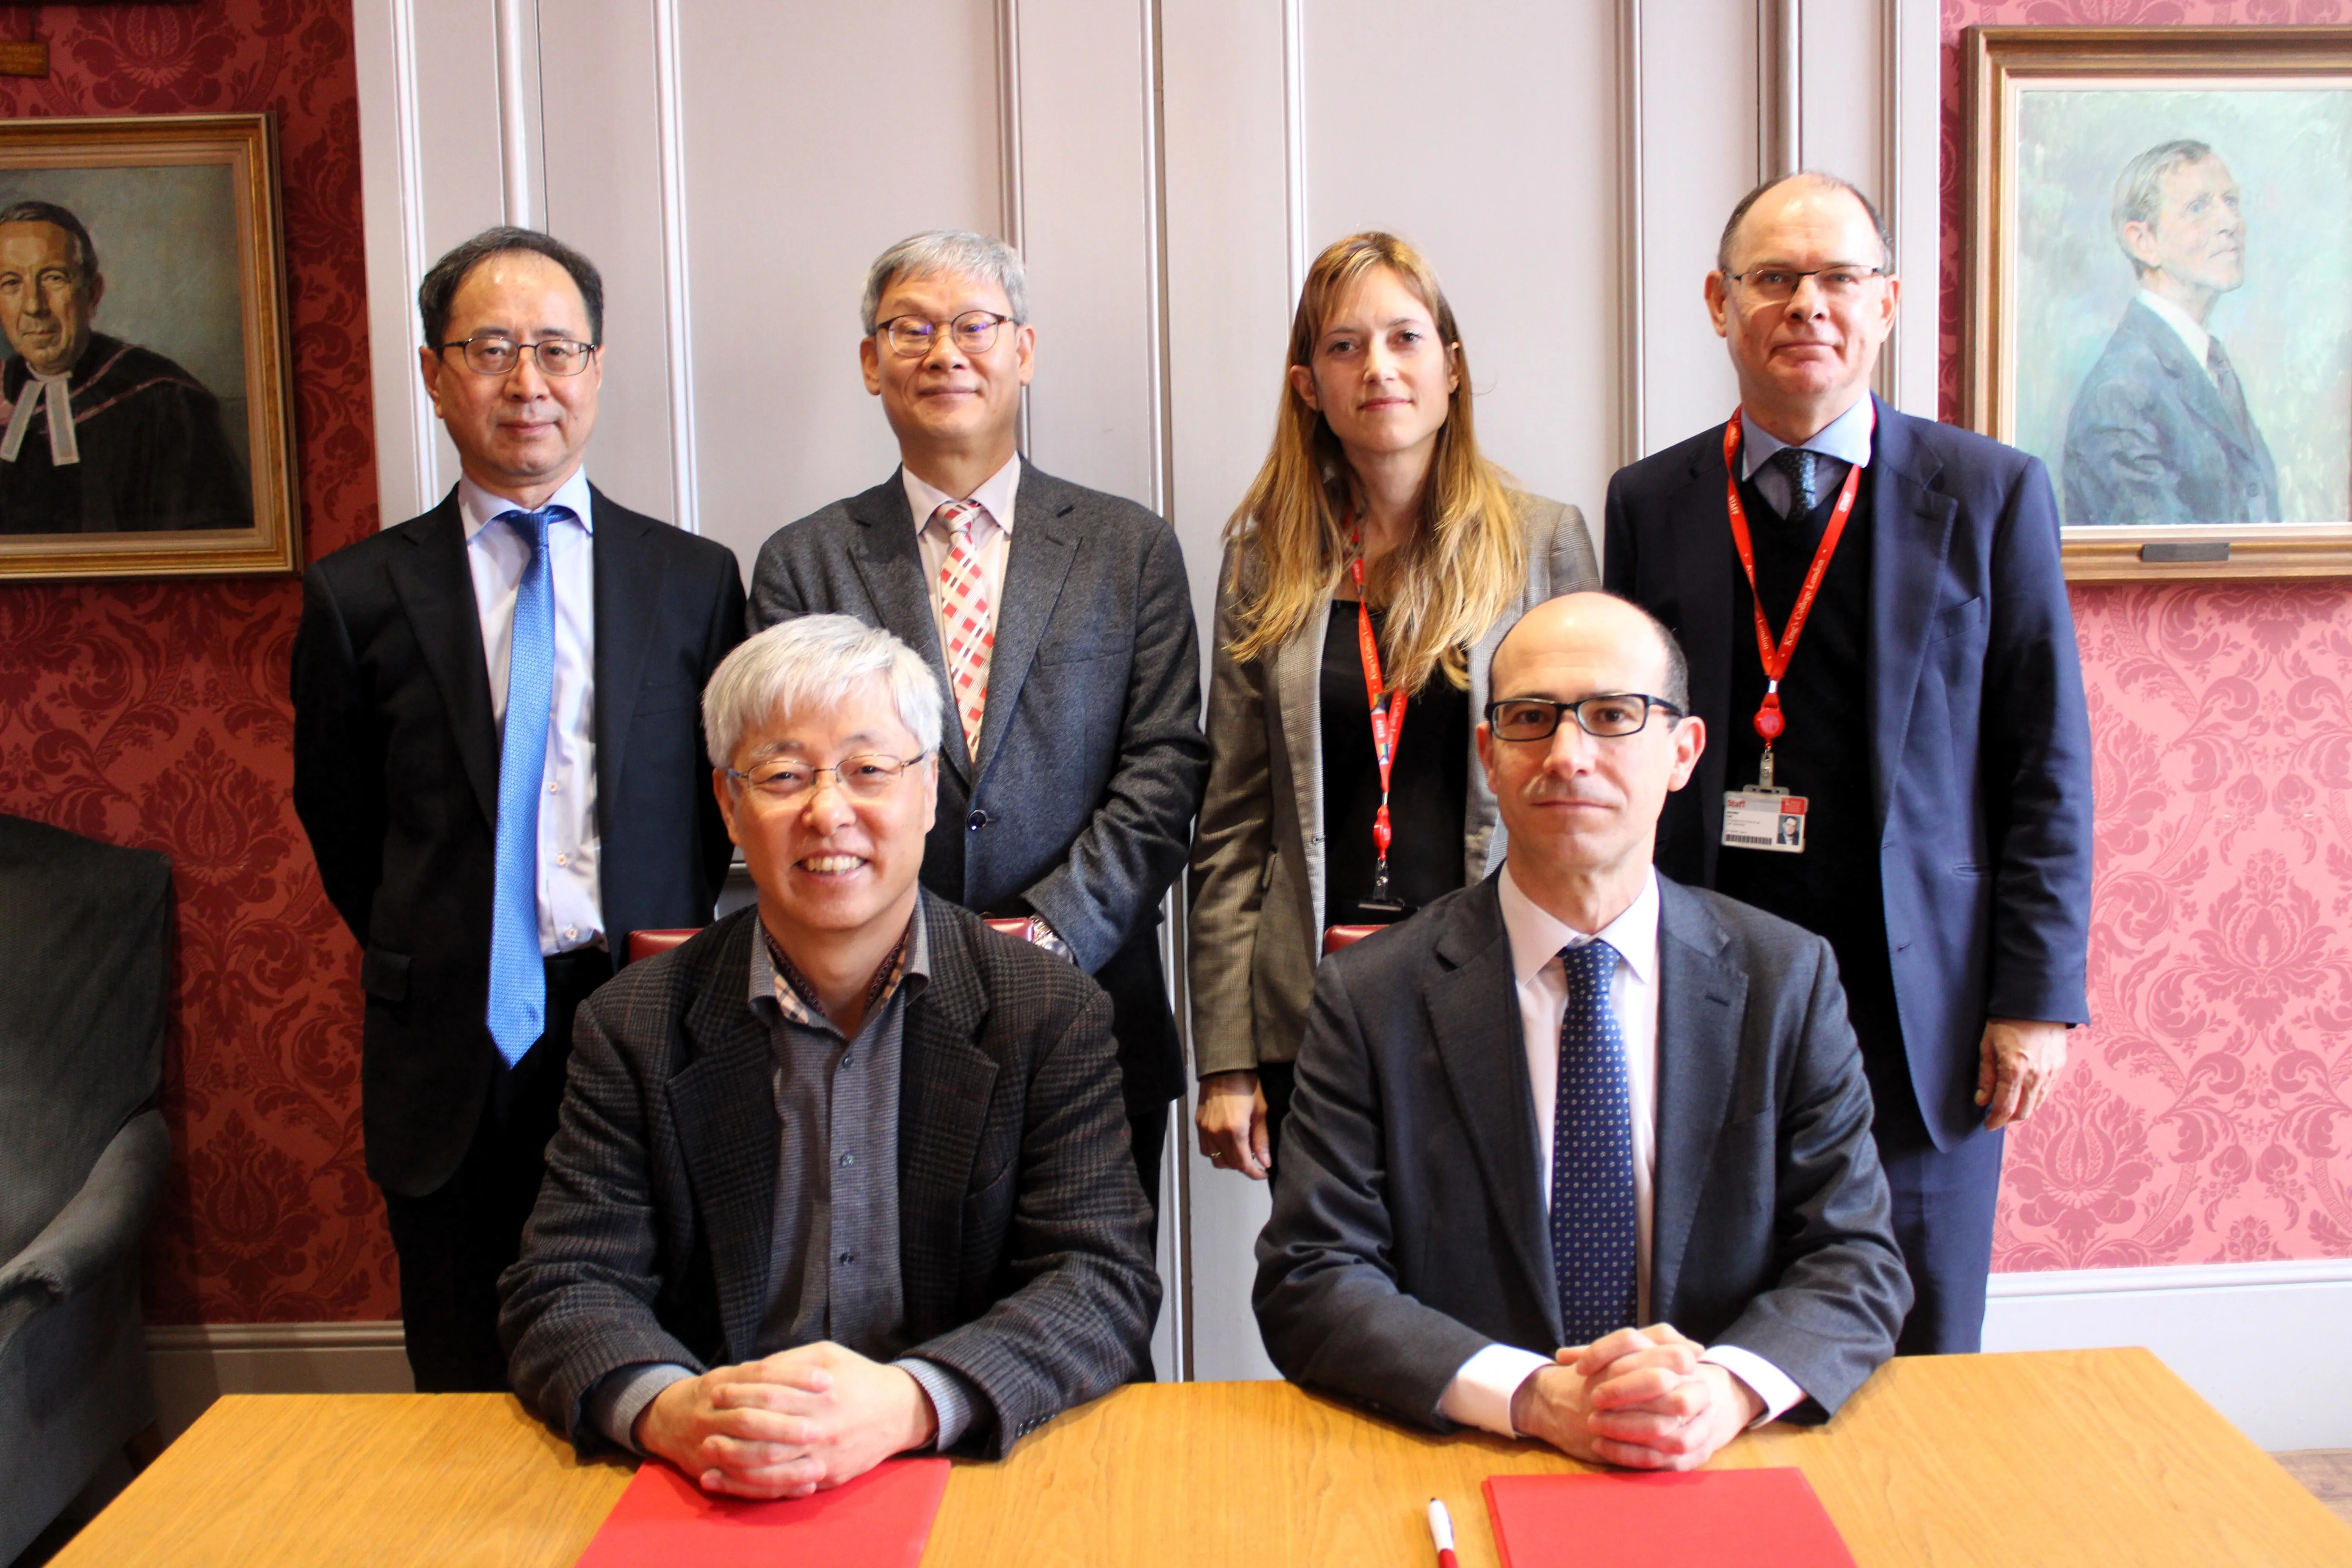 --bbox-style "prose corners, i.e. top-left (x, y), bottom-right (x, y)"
top-left (1965, 26), bottom-right (2352, 580)
top-left (0, 113), bottom-right (298, 580)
